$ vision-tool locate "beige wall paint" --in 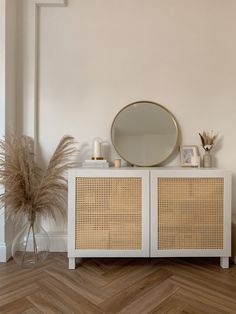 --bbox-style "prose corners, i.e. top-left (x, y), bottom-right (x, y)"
top-left (19, 0), bottom-right (236, 233)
